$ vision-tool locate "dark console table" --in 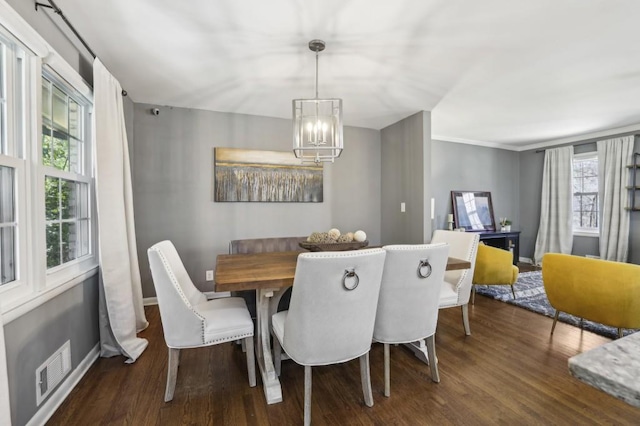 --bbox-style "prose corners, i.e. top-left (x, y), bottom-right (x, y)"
top-left (476, 231), bottom-right (520, 265)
